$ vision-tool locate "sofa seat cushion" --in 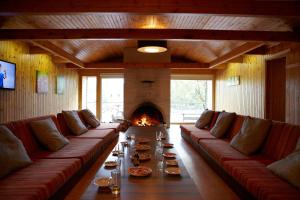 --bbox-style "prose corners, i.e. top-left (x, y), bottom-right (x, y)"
top-left (223, 160), bottom-right (300, 200)
top-left (72, 129), bottom-right (115, 139)
top-left (0, 158), bottom-right (81, 200)
top-left (180, 125), bottom-right (205, 136)
top-left (94, 123), bottom-right (120, 132)
top-left (199, 139), bottom-right (248, 164)
top-left (32, 138), bottom-right (103, 164)
top-left (190, 130), bottom-right (216, 143)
